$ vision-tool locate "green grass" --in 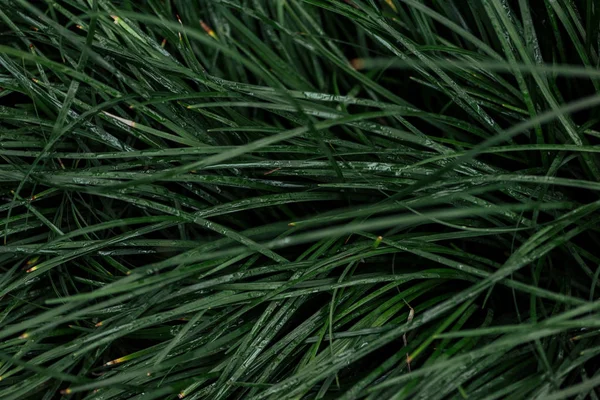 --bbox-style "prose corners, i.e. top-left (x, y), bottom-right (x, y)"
top-left (1, 0), bottom-right (600, 398)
